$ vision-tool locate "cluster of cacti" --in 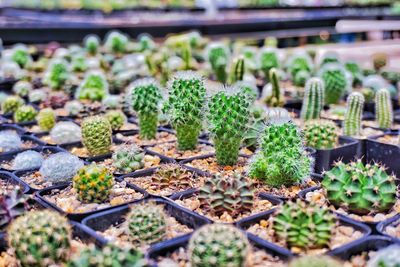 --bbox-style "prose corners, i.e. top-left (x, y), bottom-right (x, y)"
top-left (81, 116), bottom-right (113, 156)
top-left (188, 224), bottom-right (250, 267)
top-left (12, 80), bottom-right (32, 97)
top-left (43, 59), bottom-right (70, 90)
top-left (207, 43), bottom-right (229, 83)
top-left (13, 105), bottom-right (37, 123)
top-left (50, 121), bottom-right (82, 144)
top-left (343, 92), bottom-right (364, 137)
top-left (273, 199), bottom-right (335, 249)
top-left (40, 152), bottom-right (84, 183)
top-left (375, 88), bottom-right (393, 129)
top-left (300, 77), bottom-right (325, 121)
top-left (12, 150), bottom-right (44, 170)
top-left (37, 108), bottom-right (56, 131)
top-left (303, 120), bottom-right (339, 149)
top-left (0, 131), bottom-right (22, 152)
top-left (104, 31), bottom-right (128, 54)
top-left (77, 71), bottom-right (109, 101)
top-left (7, 210), bottom-right (72, 266)
top-left (105, 110), bottom-right (126, 130)
top-left (228, 56), bottom-right (245, 84)
top-left (249, 121), bottom-right (312, 186)
top-left (151, 164), bottom-right (193, 189)
top-left (289, 255), bottom-right (342, 267)
top-left (260, 47), bottom-right (279, 80)
top-left (0, 187), bottom-right (28, 229)
top-left (319, 63), bottom-right (348, 104)
top-left (367, 245), bottom-right (400, 267)
top-left (125, 202), bottom-right (167, 245)
top-left (1, 95), bottom-right (24, 114)
top-left (322, 160), bottom-right (397, 215)
top-left (263, 68), bottom-right (284, 107)
top-left (73, 163), bottom-right (114, 203)
top-left (112, 144), bottom-right (145, 173)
